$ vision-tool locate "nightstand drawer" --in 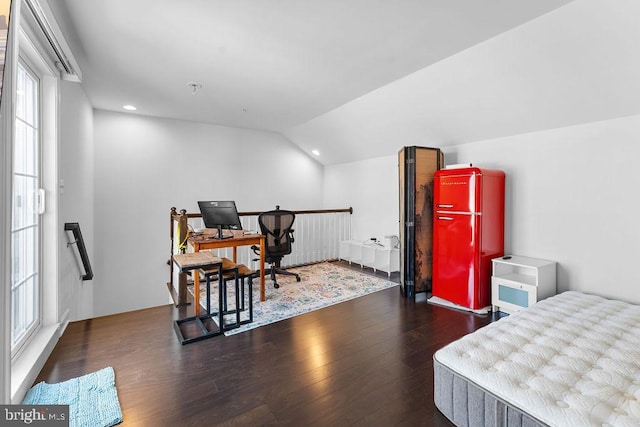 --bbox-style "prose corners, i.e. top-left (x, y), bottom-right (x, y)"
top-left (491, 277), bottom-right (537, 314)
